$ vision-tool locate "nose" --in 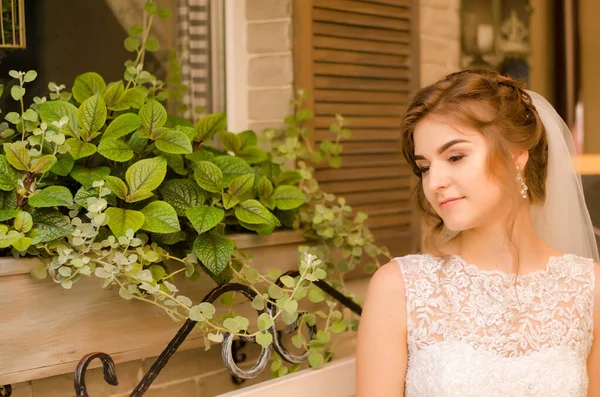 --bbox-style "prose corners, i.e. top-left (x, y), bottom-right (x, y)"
top-left (424, 163), bottom-right (450, 193)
